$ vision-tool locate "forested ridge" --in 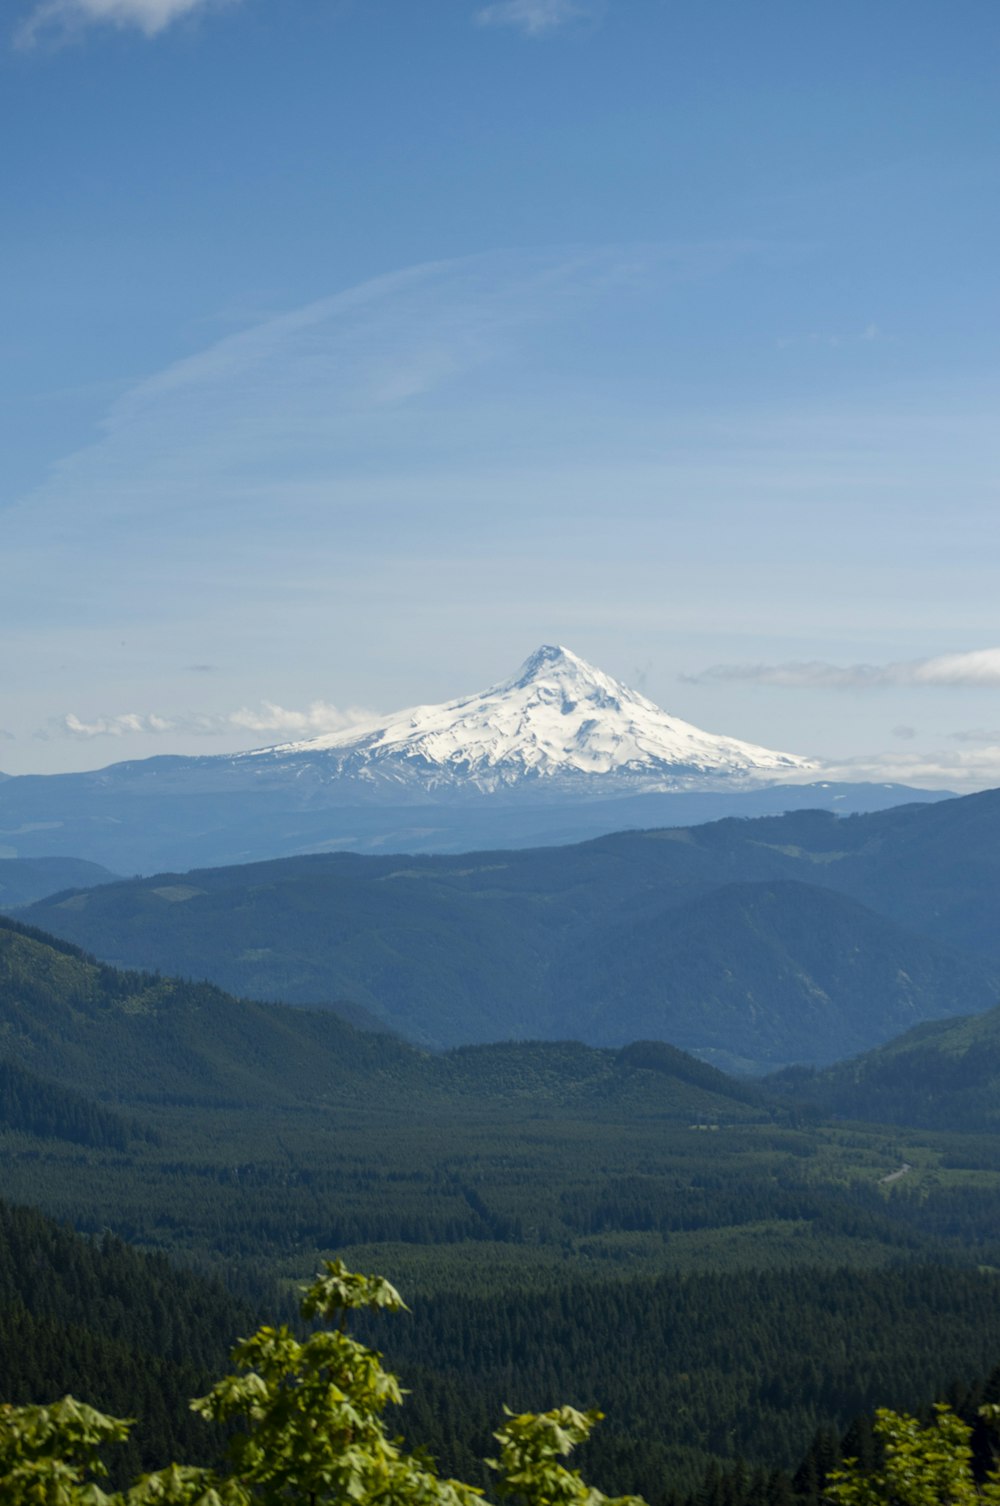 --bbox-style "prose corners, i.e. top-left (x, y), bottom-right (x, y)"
top-left (22, 789), bottom-right (1000, 1065)
top-left (772, 1005), bottom-right (1000, 1131)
